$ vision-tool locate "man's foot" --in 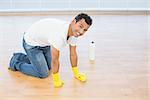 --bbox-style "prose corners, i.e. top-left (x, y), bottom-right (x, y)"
top-left (9, 53), bottom-right (28, 71)
top-left (9, 53), bottom-right (20, 71)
